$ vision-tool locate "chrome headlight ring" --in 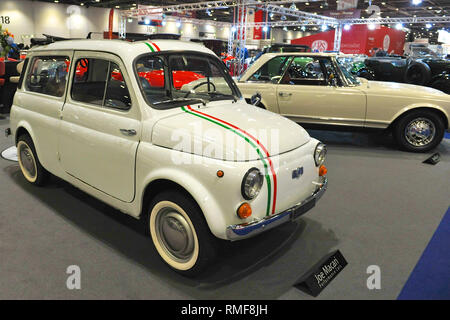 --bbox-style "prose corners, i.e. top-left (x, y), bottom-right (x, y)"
top-left (241, 168), bottom-right (264, 200)
top-left (314, 143), bottom-right (327, 167)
